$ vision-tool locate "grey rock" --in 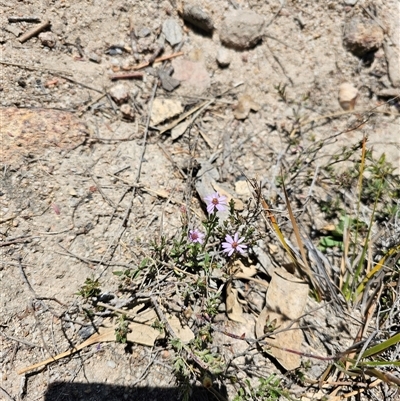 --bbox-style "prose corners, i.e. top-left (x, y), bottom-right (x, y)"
top-left (4, 24), bottom-right (22, 37)
top-left (137, 27), bottom-right (151, 38)
top-left (220, 11), bottom-right (264, 49)
top-left (88, 52), bottom-right (101, 63)
top-left (182, 3), bottom-right (214, 33)
top-left (384, 41), bottom-right (400, 87)
top-left (162, 19), bottom-right (182, 46)
top-left (158, 69), bottom-right (180, 92)
top-left (343, 18), bottom-right (384, 57)
top-left (216, 47), bottom-right (231, 67)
